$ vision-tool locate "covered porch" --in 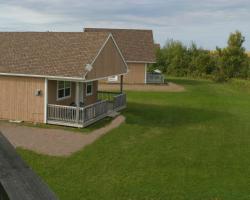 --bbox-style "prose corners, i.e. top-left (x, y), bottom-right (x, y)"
top-left (46, 76), bottom-right (126, 128)
top-left (146, 72), bottom-right (165, 84)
